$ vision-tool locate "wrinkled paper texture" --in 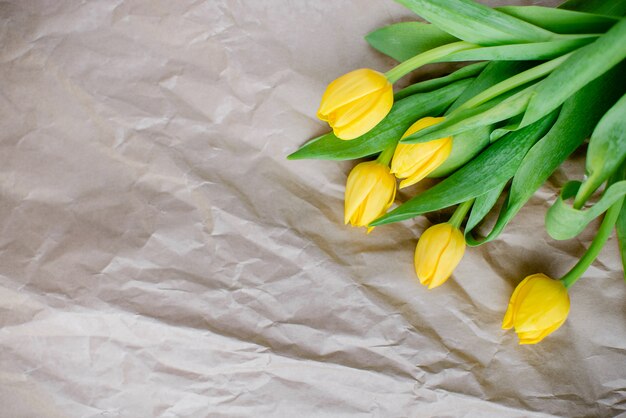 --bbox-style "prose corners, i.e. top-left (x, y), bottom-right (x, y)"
top-left (0, 1), bottom-right (624, 417)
